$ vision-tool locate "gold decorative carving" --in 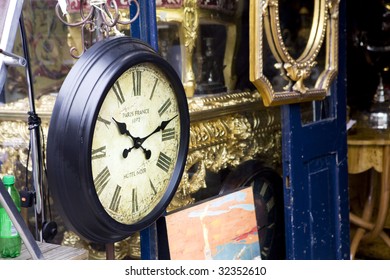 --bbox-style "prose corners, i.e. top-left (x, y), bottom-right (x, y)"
top-left (275, 61), bottom-right (317, 93)
top-left (169, 91), bottom-right (281, 210)
top-left (250, 0), bottom-right (339, 106)
top-left (61, 230), bottom-right (135, 260)
top-left (182, 0), bottom-right (199, 97)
